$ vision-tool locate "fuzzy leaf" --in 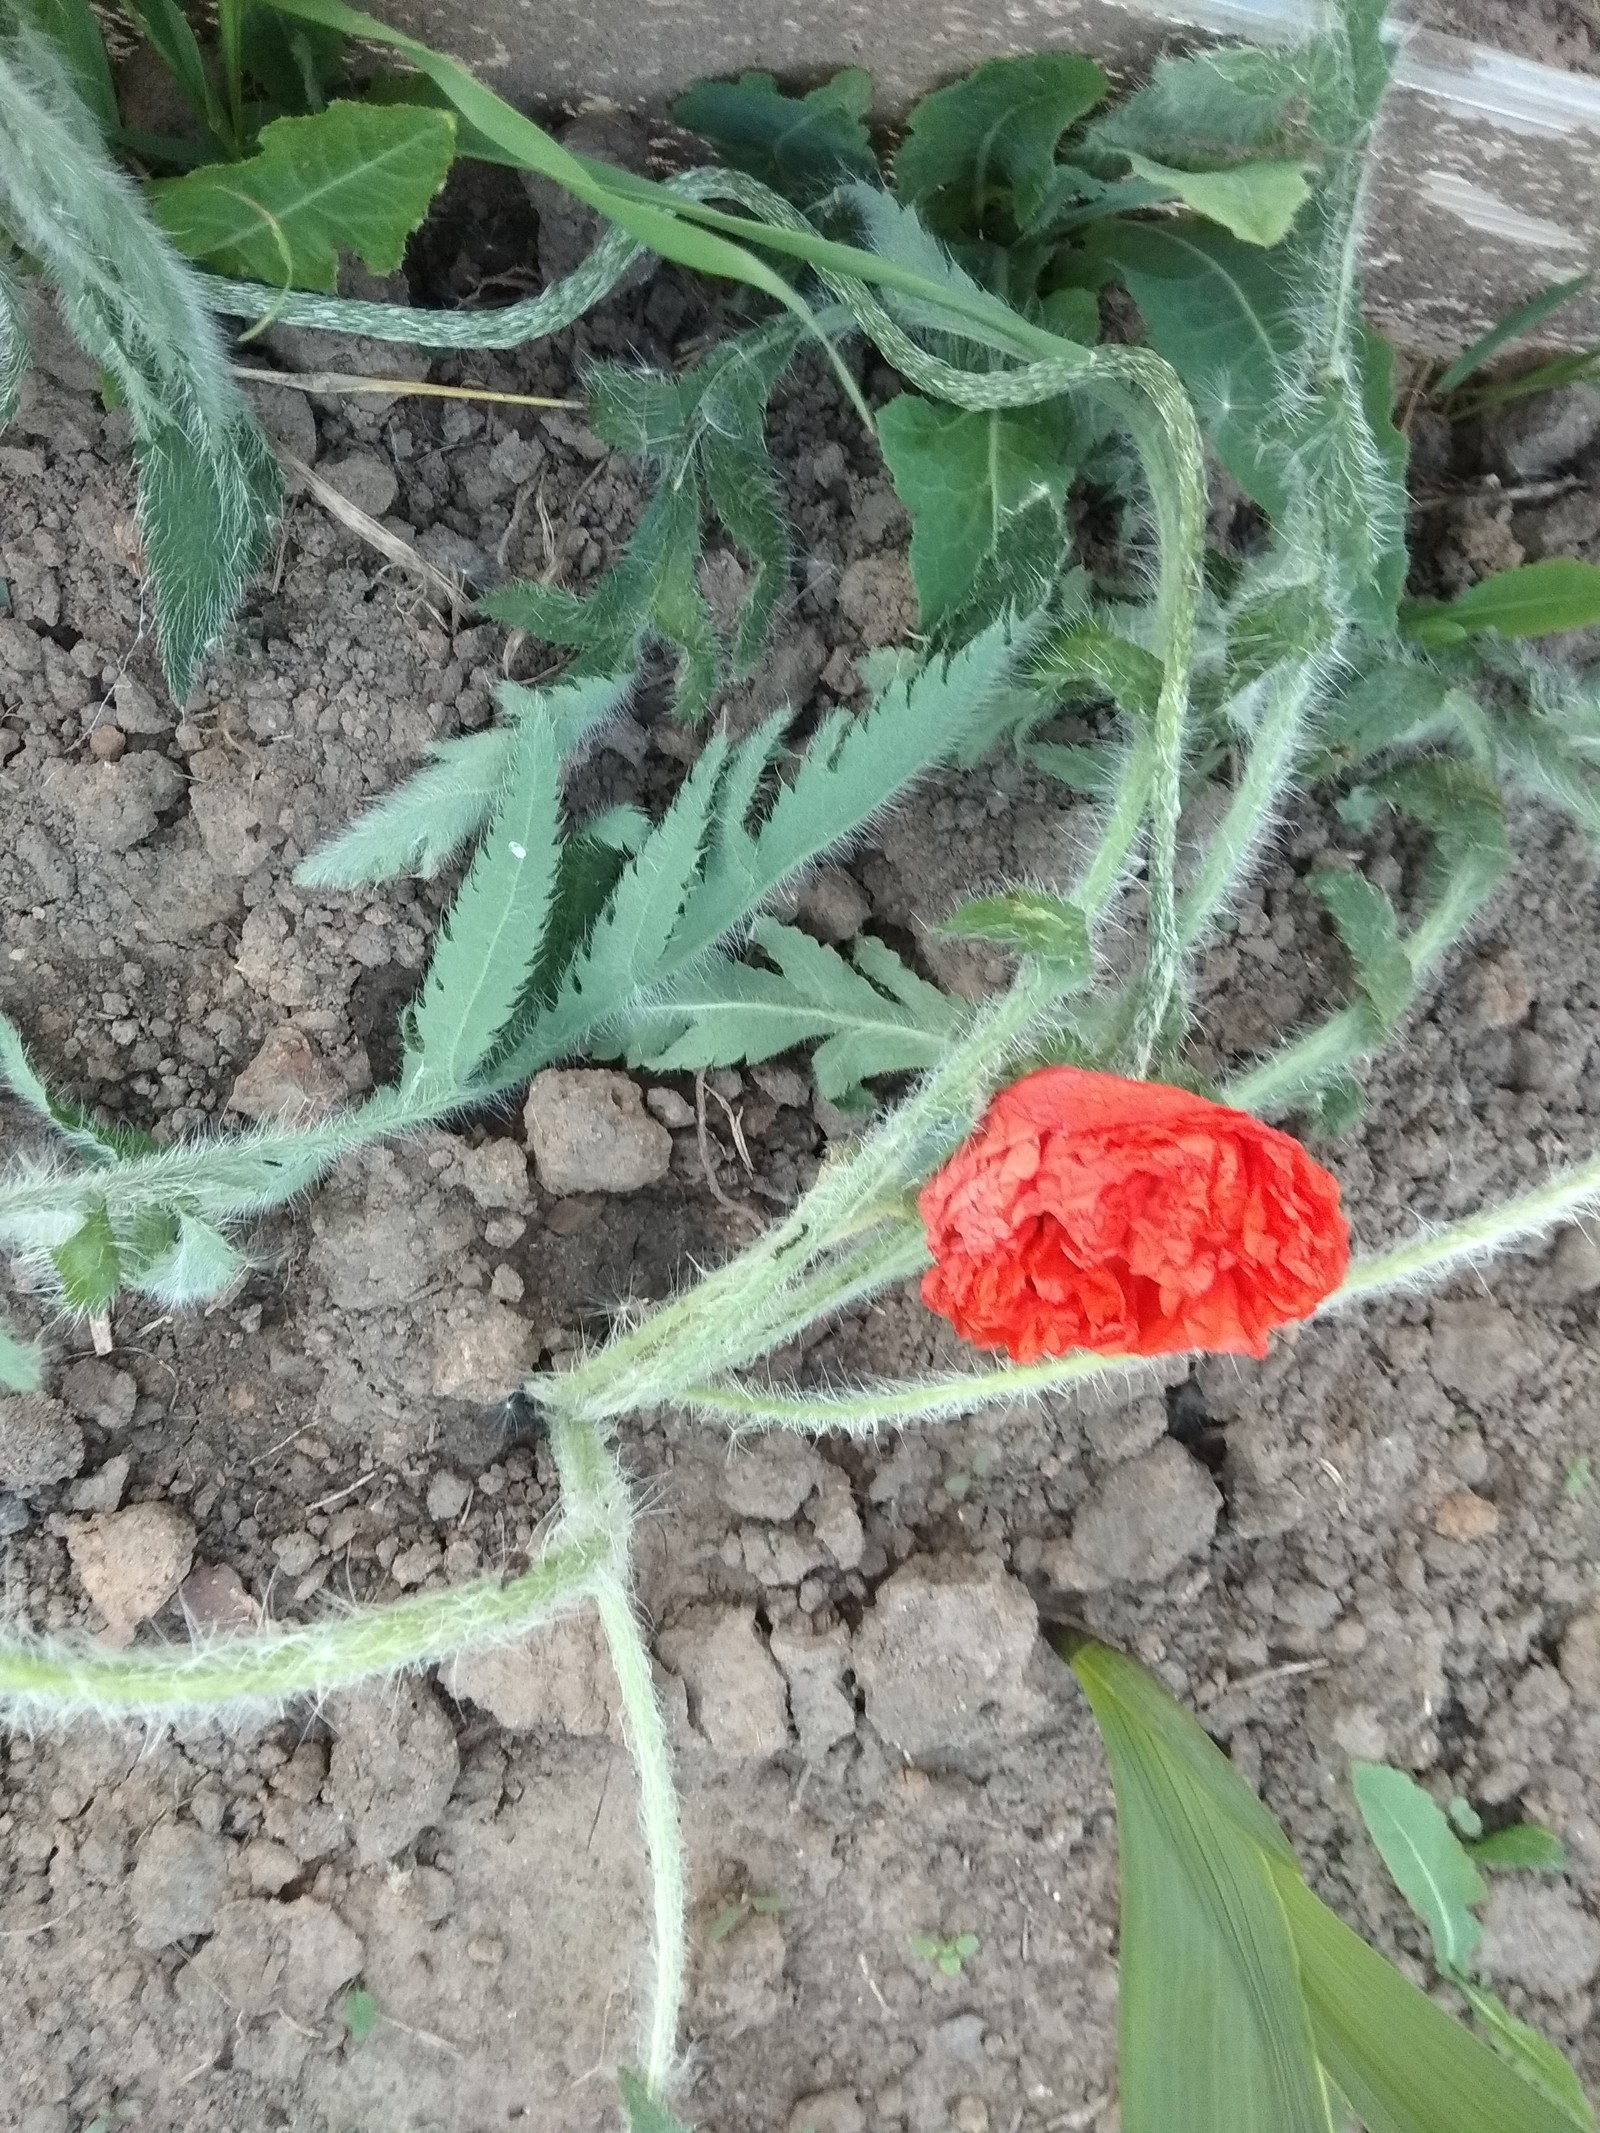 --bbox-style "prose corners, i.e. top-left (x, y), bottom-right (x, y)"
top-left (405, 708), bottom-right (564, 1088)
top-left (0, 1320), bottom-right (42, 1392)
top-left (1454, 1979), bottom-right (1596, 2130)
top-left (0, 1007), bottom-right (158, 1164)
top-left (1379, 759), bottom-right (1511, 925)
top-left (126, 1212), bottom-right (246, 1304)
top-left (672, 69), bottom-right (876, 203)
top-left (1351, 1762), bottom-right (1485, 1977)
top-left (1467, 1824), bottom-right (1569, 1874)
top-left (943, 890), bottom-right (1091, 976)
top-left (20, 0), bottom-right (118, 131)
top-left (1310, 870), bottom-right (1413, 1030)
top-left (51, 1205), bottom-right (121, 1313)
top-left (896, 52), bottom-right (1108, 236)
top-left (618, 2071), bottom-right (696, 2133)
top-left (877, 394), bottom-right (1077, 634)
top-left (0, 27), bottom-right (282, 698)
top-left (0, 255), bottom-right (27, 428)
top-left (1435, 274), bottom-right (1591, 397)
top-left (1032, 616), bottom-right (1164, 719)
top-left (297, 728), bottom-right (516, 887)
top-left (1402, 561), bottom-right (1600, 648)
top-left (613, 916), bottom-right (960, 1101)
top-left (151, 101), bottom-right (456, 292)
top-left (1121, 152), bottom-right (1310, 246)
